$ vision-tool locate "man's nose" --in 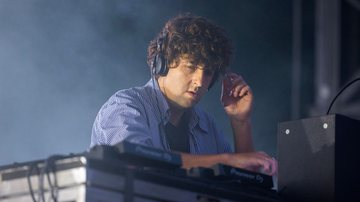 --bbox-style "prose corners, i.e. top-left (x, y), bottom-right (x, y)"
top-left (193, 69), bottom-right (206, 87)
